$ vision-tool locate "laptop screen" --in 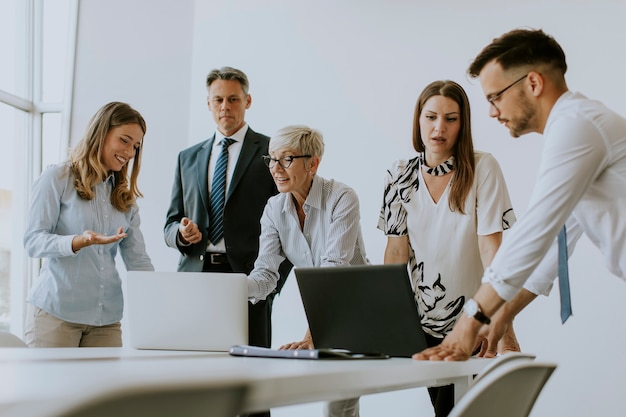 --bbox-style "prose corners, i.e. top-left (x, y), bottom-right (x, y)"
top-left (294, 264), bottom-right (427, 358)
